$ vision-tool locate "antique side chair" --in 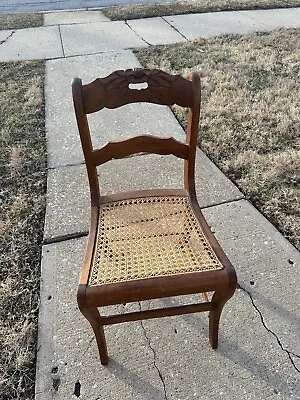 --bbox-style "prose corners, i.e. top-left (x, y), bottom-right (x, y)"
top-left (72, 68), bottom-right (237, 365)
